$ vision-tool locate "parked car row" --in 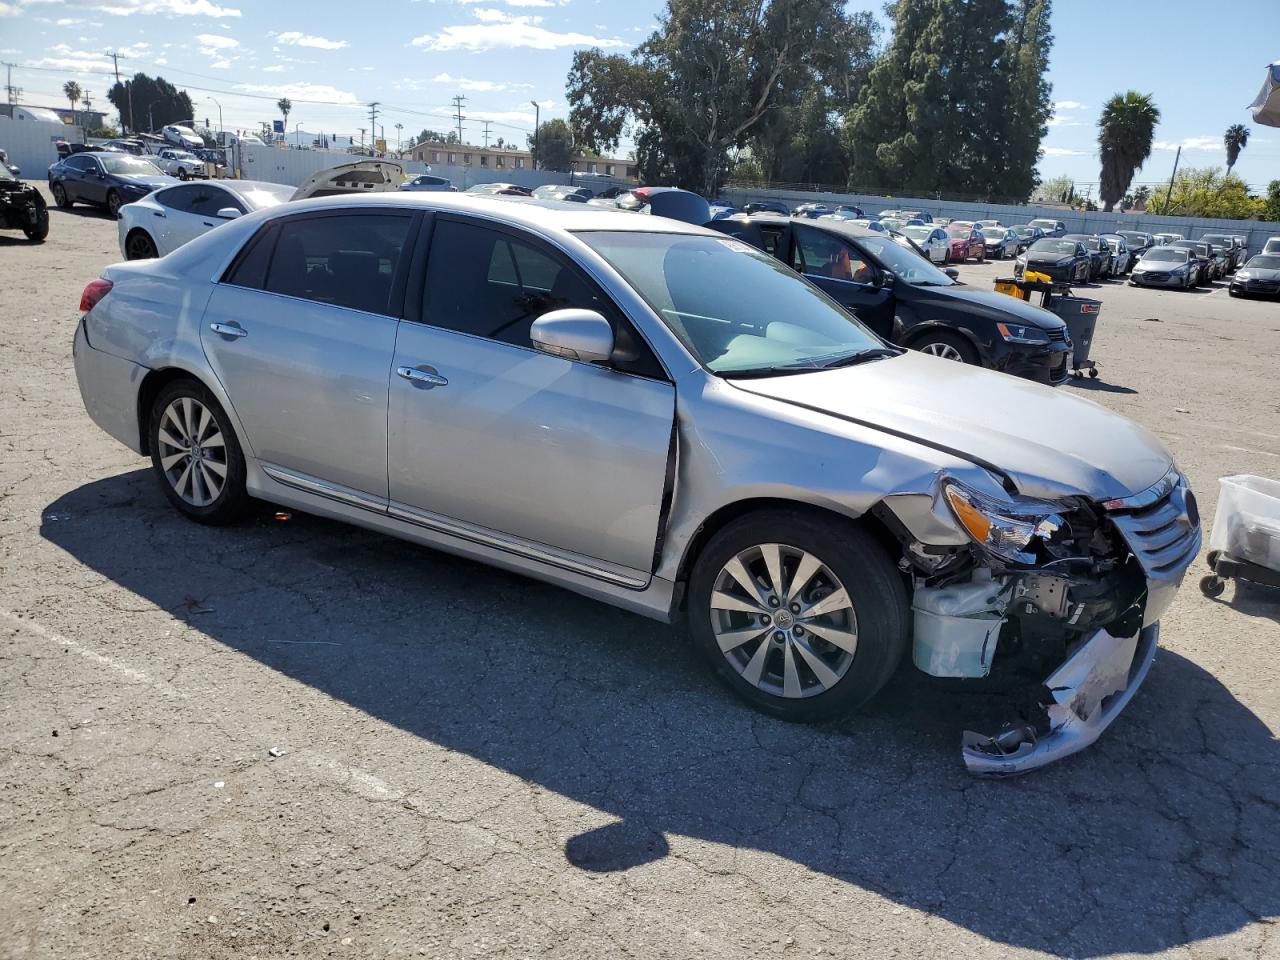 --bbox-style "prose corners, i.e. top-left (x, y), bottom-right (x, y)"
top-left (72, 190), bottom-right (1202, 775)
